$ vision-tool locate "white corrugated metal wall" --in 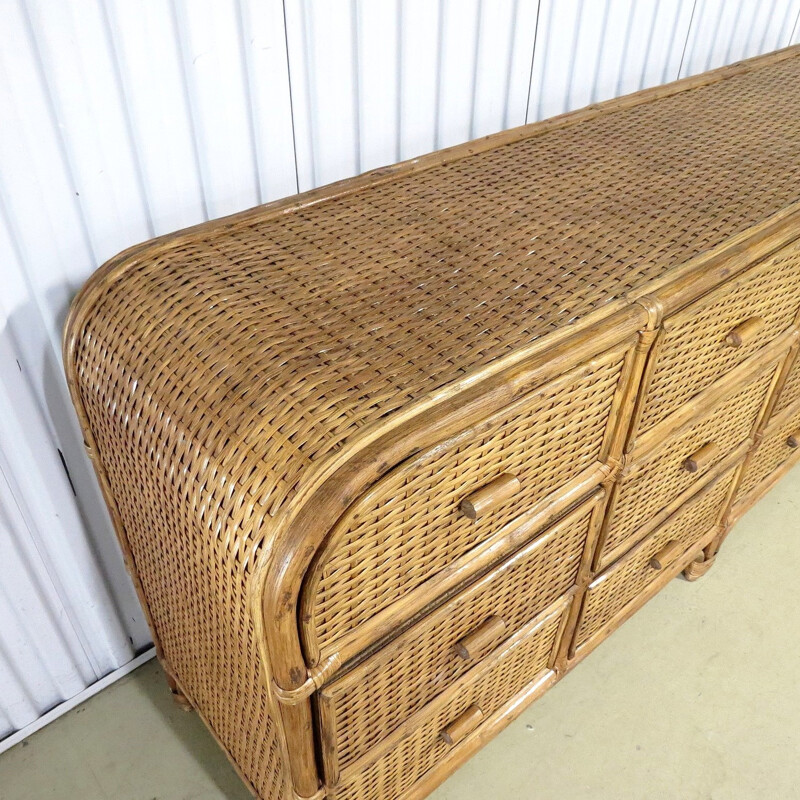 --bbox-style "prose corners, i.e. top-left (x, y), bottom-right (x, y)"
top-left (1, 0), bottom-right (798, 749)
